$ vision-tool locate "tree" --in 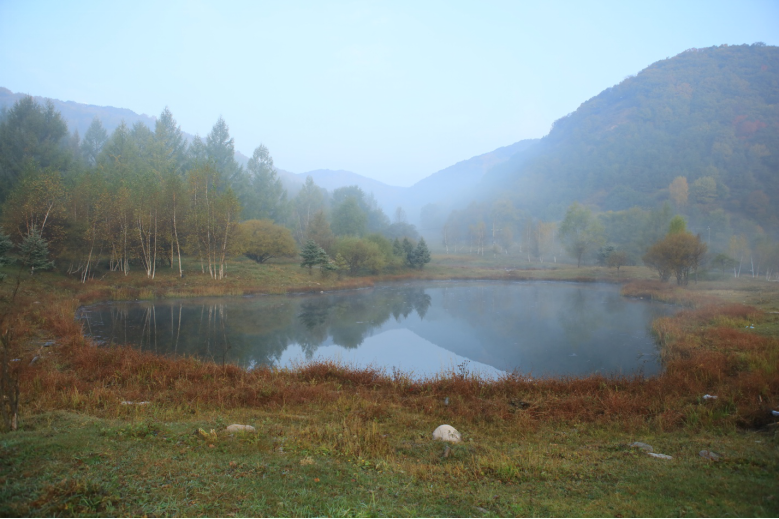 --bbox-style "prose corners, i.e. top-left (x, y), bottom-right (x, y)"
top-left (607, 250), bottom-right (629, 274)
top-left (669, 176), bottom-right (689, 207)
top-left (337, 237), bottom-right (385, 273)
top-left (333, 253), bottom-right (349, 279)
top-left (643, 232), bottom-right (707, 285)
top-left (185, 164), bottom-right (240, 280)
top-left (558, 202), bottom-right (605, 267)
top-left (300, 239), bottom-right (321, 274)
top-left (154, 107), bottom-right (187, 174)
top-left (690, 176), bottom-right (717, 205)
top-left (237, 219), bottom-right (297, 264)
top-left (243, 144), bottom-right (287, 222)
top-left (0, 97), bottom-right (70, 202)
top-left (20, 226), bottom-right (54, 275)
top-left (206, 116), bottom-right (245, 191)
top-left (401, 237), bottom-right (415, 263)
top-left (305, 210), bottom-right (335, 254)
top-left (292, 176), bottom-right (326, 243)
top-left (668, 215), bottom-right (687, 235)
top-left (409, 238), bottom-right (431, 268)
top-left (331, 196), bottom-right (367, 236)
top-left (80, 117), bottom-right (108, 166)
